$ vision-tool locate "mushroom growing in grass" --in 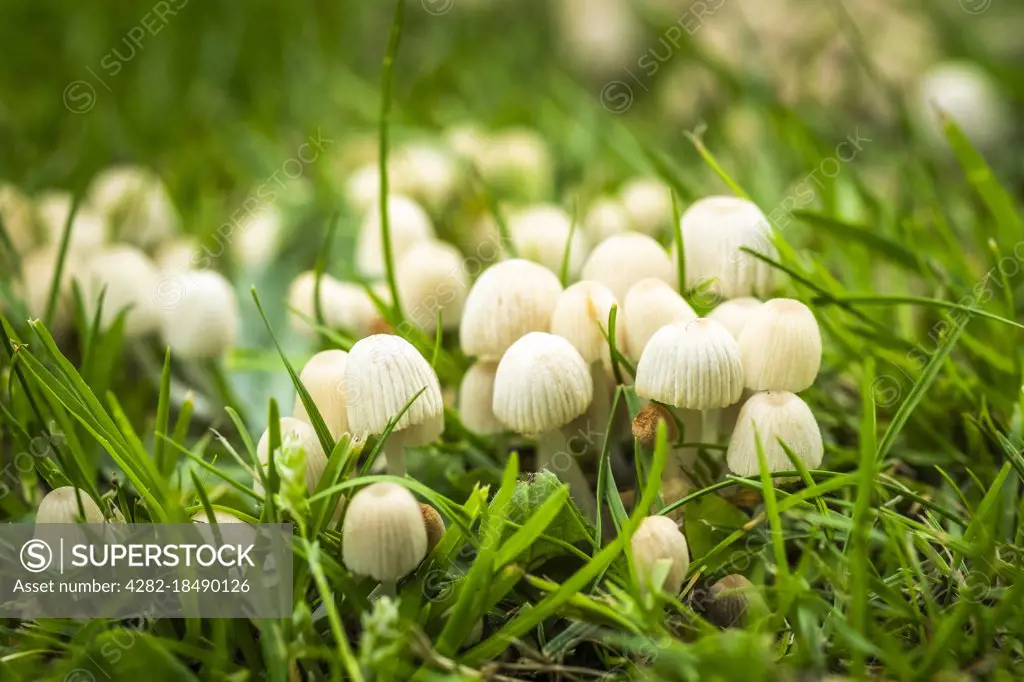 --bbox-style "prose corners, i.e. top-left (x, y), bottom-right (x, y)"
top-left (82, 244), bottom-right (162, 338)
top-left (583, 196), bottom-right (630, 242)
top-left (508, 204), bottom-right (590, 277)
top-left (622, 278), bottom-right (697, 363)
top-left (396, 239), bottom-right (469, 332)
top-left (703, 574), bottom-right (764, 628)
top-left (737, 298), bottom-right (821, 393)
top-left (458, 361), bottom-right (503, 436)
top-left (635, 317), bottom-right (743, 447)
top-left (492, 332), bottom-right (597, 516)
top-left (725, 391), bottom-right (823, 477)
top-left (631, 515), bottom-right (690, 595)
top-left (707, 297), bottom-right (763, 339)
top-left (342, 482), bottom-right (427, 591)
top-left (36, 487), bottom-right (106, 523)
top-left (254, 417), bottom-right (329, 496)
top-left (345, 334), bottom-right (444, 477)
top-left (619, 177), bottom-right (673, 236)
top-left (460, 259), bottom-right (563, 361)
top-left (581, 232), bottom-right (676, 302)
top-left (420, 503), bottom-right (446, 553)
top-left (160, 270), bottom-right (239, 360)
top-left (679, 196), bottom-right (777, 300)
top-left (292, 350), bottom-right (350, 439)
top-left (287, 271), bottom-right (385, 340)
top-left (355, 194), bottom-right (435, 278)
